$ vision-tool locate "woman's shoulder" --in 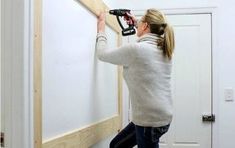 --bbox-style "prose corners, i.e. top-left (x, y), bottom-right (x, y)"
top-left (120, 42), bottom-right (142, 54)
